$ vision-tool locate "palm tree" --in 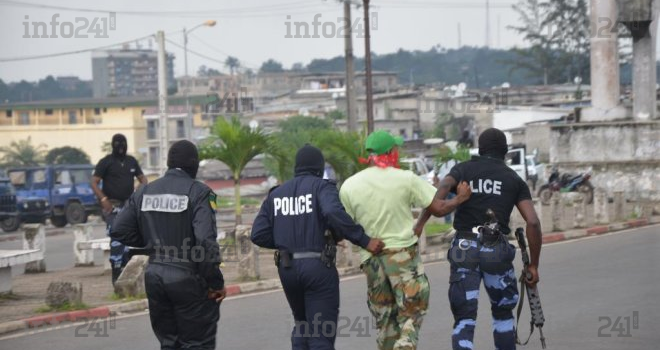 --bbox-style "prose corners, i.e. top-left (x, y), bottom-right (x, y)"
top-left (0, 136), bottom-right (47, 167)
top-left (224, 56), bottom-right (240, 76)
top-left (199, 116), bottom-right (270, 226)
